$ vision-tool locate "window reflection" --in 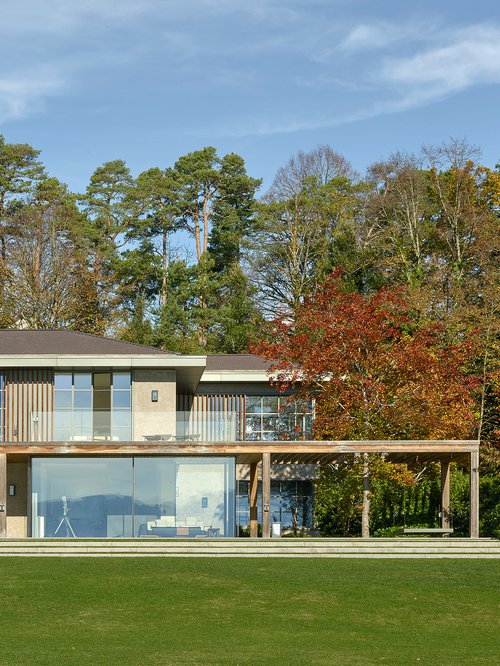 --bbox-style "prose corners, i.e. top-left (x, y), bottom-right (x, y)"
top-left (53, 372), bottom-right (132, 441)
top-left (31, 457), bottom-right (235, 539)
top-left (236, 479), bottom-right (313, 534)
top-left (31, 458), bottom-right (133, 538)
top-left (245, 396), bottom-right (313, 441)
